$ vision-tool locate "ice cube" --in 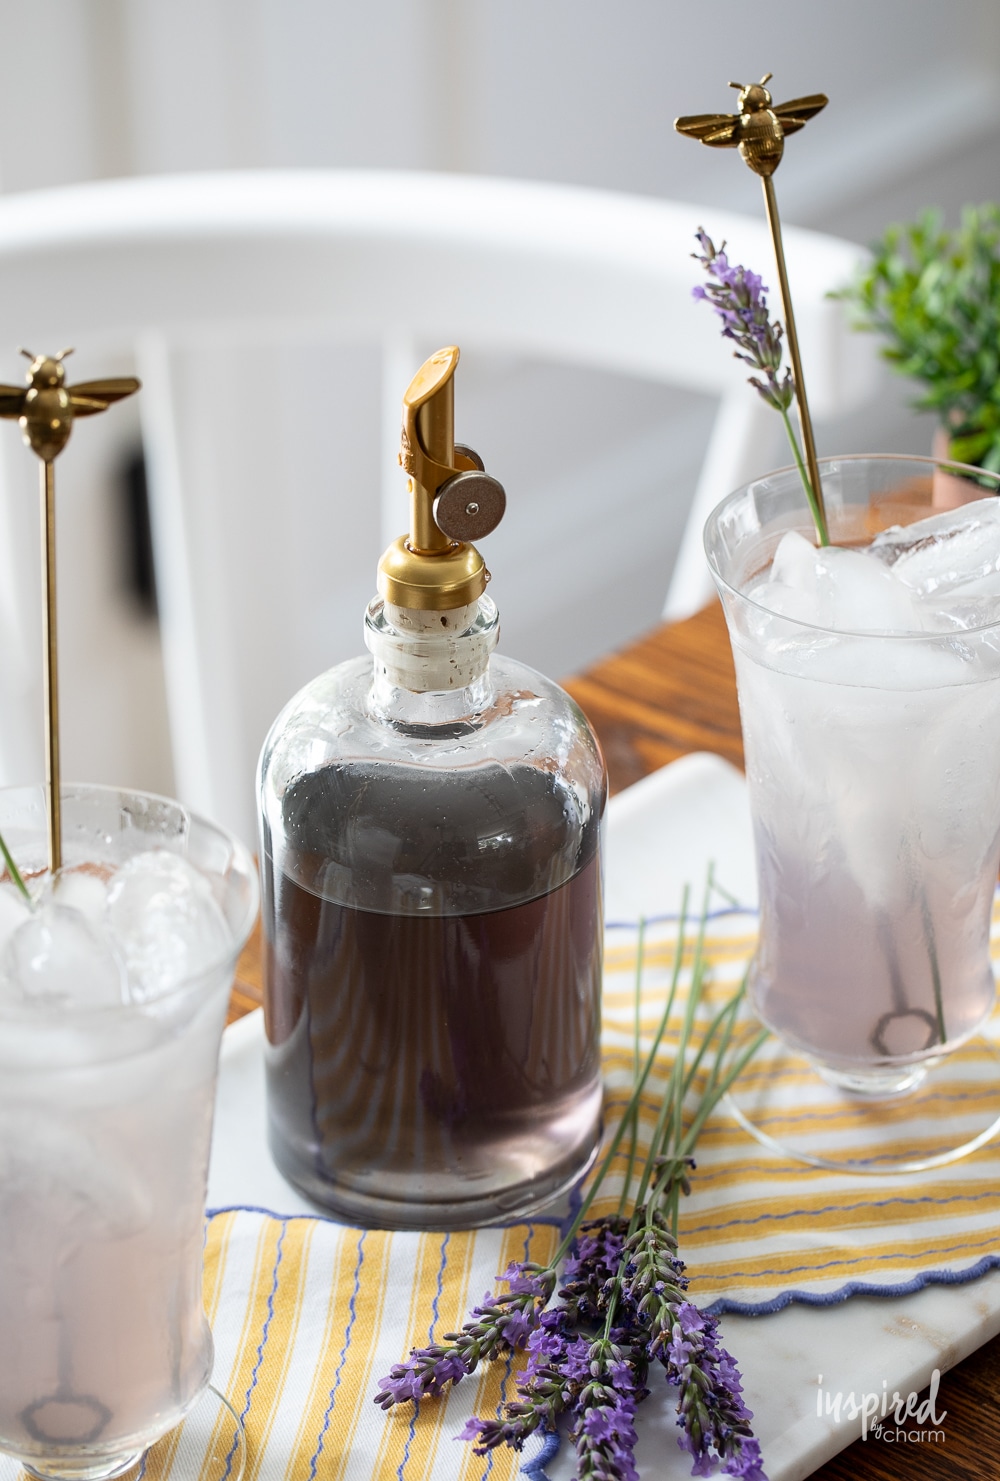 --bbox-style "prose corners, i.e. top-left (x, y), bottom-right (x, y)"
top-left (930, 581), bottom-right (1000, 630)
top-left (50, 867), bottom-right (108, 925)
top-left (755, 530), bottom-right (924, 633)
top-left (869, 497), bottom-right (1000, 596)
top-left (105, 850), bottom-right (230, 1001)
top-left (0, 1108), bottom-right (150, 1236)
top-left (0, 880), bottom-right (31, 956)
top-left (0, 904), bottom-right (126, 1011)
